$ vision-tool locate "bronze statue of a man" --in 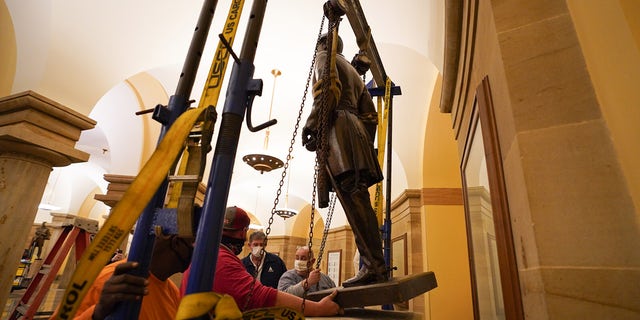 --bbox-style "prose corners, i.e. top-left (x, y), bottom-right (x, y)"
top-left (31, 221), bottom-right (51, 259)
top-left (302, 33), bottom-right (387, 287)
